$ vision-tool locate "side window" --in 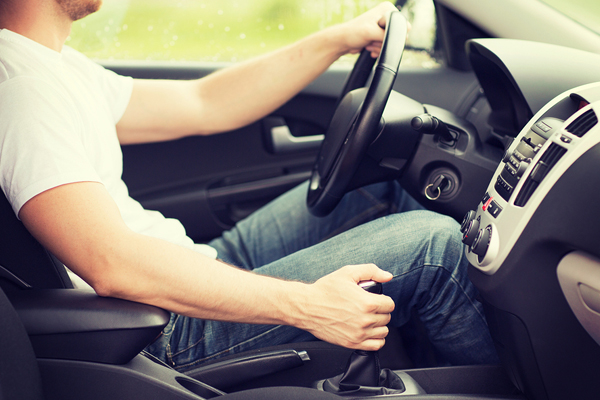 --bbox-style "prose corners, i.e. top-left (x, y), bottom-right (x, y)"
top-left (539, 0), bottom-right (600, 35)
top-left (68, 0), bottom-right (439, 68)
top-left (399, 0), bottom-right (438, 68)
